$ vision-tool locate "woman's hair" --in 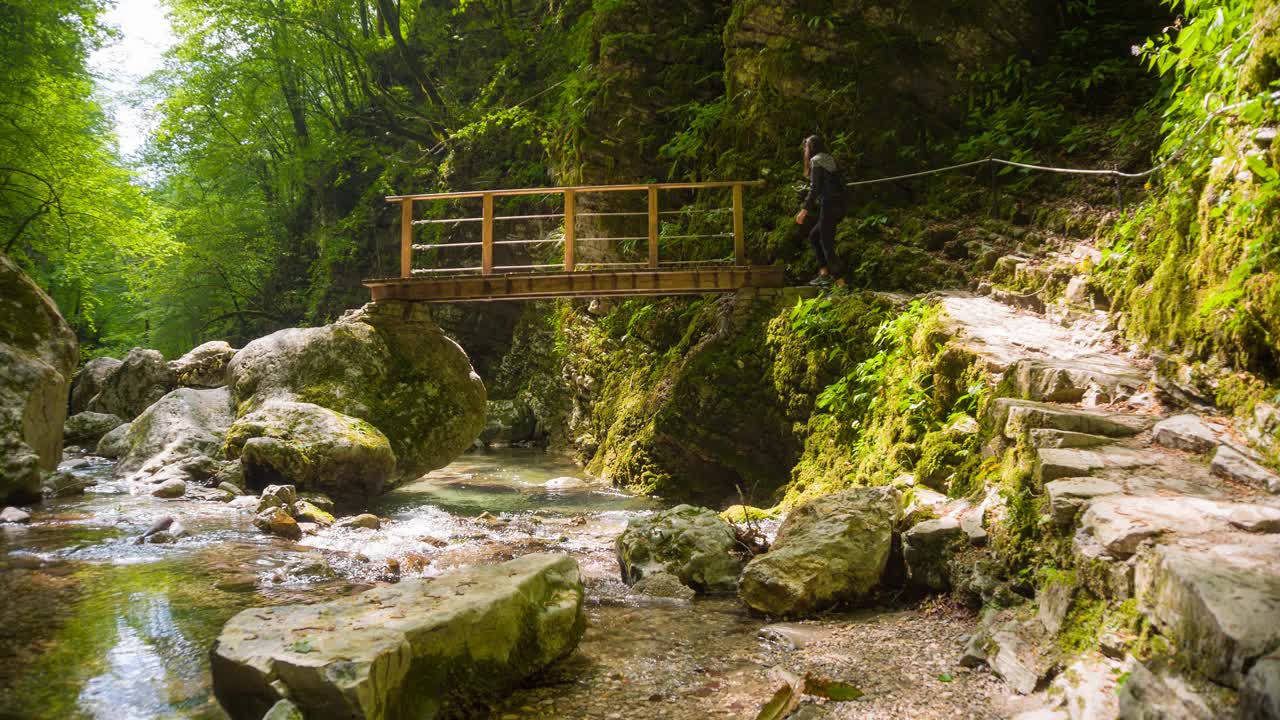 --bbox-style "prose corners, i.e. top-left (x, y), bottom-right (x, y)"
top-left (802, 135), bottom-right (825, 177)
